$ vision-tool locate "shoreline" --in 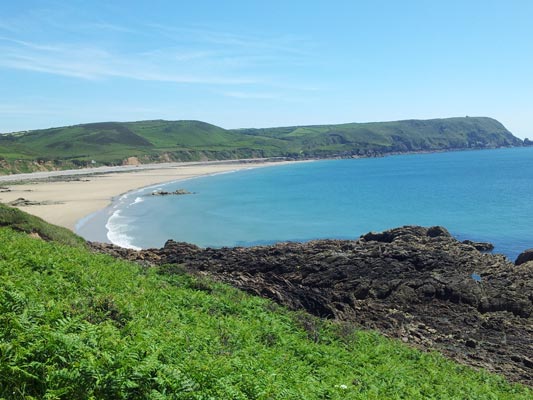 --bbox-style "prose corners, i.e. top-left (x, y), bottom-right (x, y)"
top-left (0, 159), bottom-right (301, 239)
top-left (77, 166), bottom-right (279, 246)
top-left (0, 146), bottom-right (527, 247)
top-left (0, 145), bottom-right (522, 184)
